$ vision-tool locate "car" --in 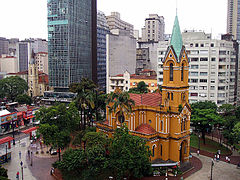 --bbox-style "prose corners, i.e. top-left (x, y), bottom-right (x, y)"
top-left (49, 147), bottom-right (57, 155)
